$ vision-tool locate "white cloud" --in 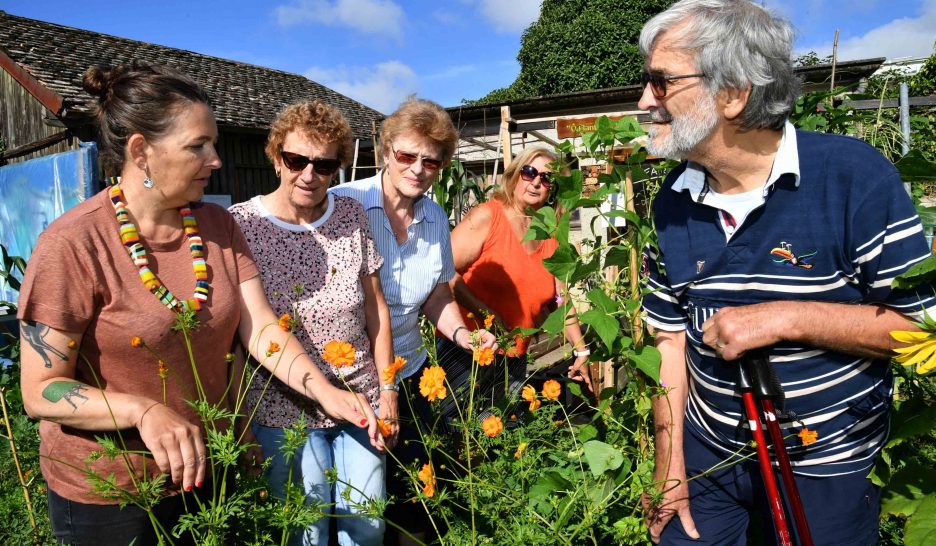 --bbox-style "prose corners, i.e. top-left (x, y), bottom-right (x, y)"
top-left (476, 0), bottom-right (542, 33)
top-left (305, 61), bottom-right (418, 114)
top-left (797, 0), bottom-right (936, 61)
top-left (274, 0), bottom-right (404, 41)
